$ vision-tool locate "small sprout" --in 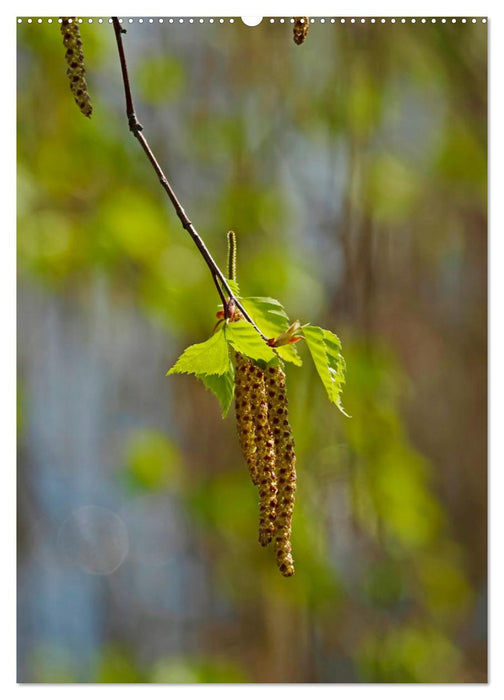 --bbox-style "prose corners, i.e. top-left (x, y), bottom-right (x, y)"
top-left (268, 321), bottom-right (304, 347)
